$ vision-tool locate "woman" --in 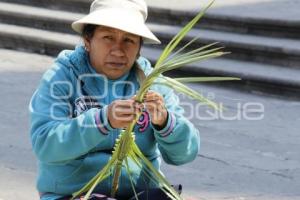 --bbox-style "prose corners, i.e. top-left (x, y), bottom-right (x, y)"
top-left (29, 0), bottom-right (200, 199)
